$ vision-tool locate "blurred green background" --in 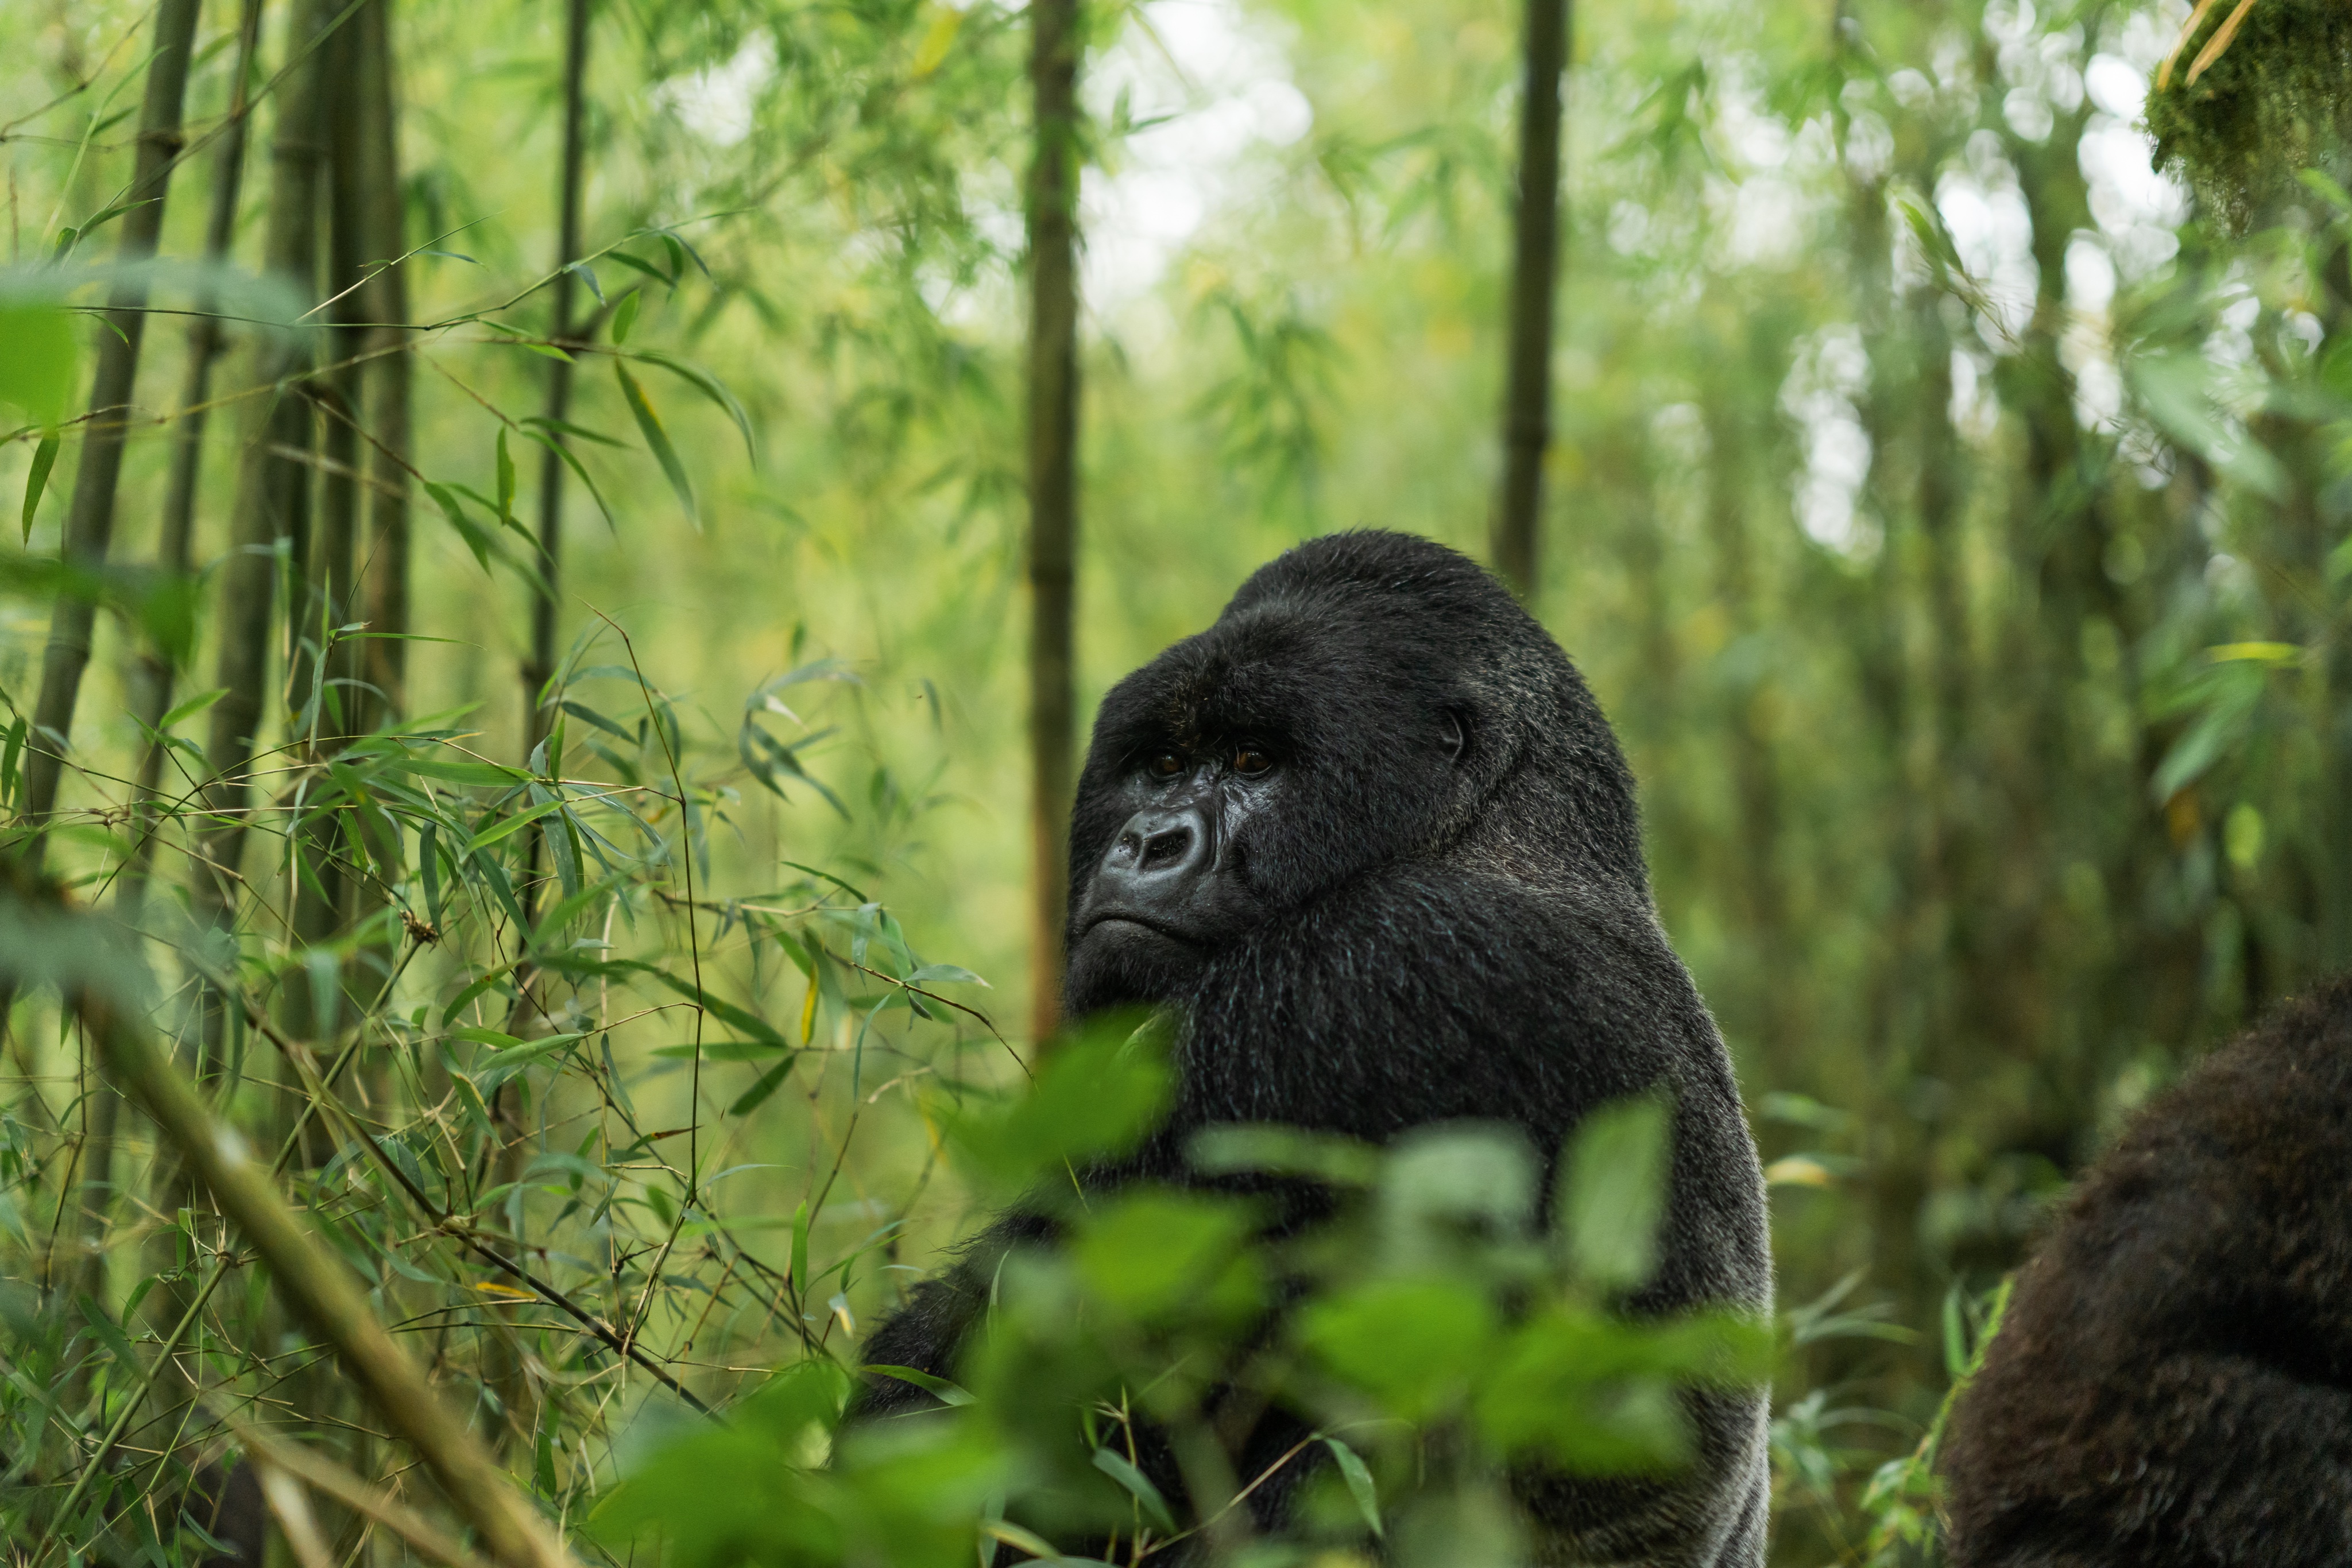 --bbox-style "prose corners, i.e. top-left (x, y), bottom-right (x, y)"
top-left (4, 0), bottom-right (2345, 1559)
